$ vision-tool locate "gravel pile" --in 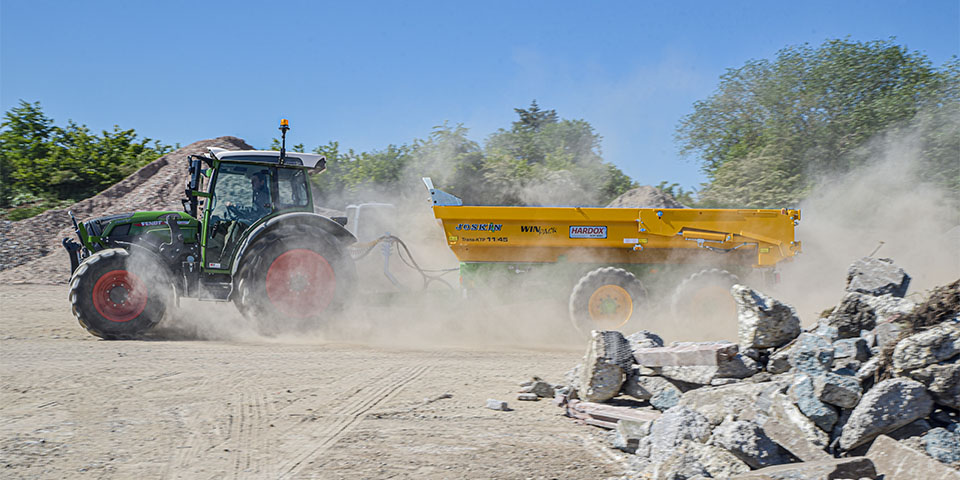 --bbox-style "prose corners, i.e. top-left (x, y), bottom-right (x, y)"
top-left (0, 137), bottom-right (252, 284)
top-left (555, 257), bottom-right (959, 479)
